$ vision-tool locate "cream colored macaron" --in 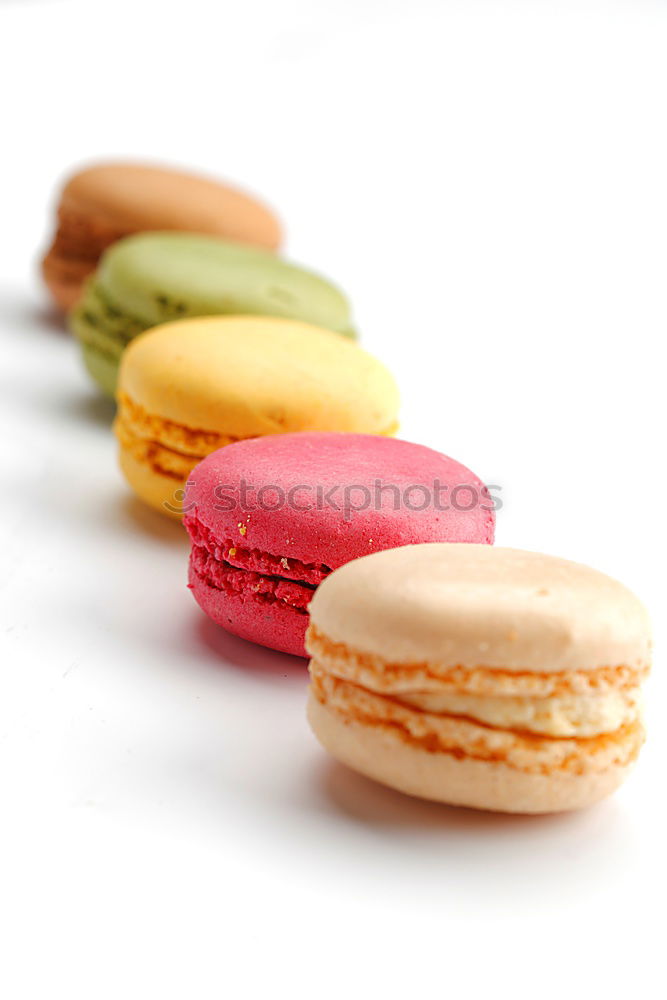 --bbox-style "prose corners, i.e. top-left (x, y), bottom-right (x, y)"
top-left (306, 544), bottom-right (652, 814)
top-left (114, 315), bottom-right (399, 517)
